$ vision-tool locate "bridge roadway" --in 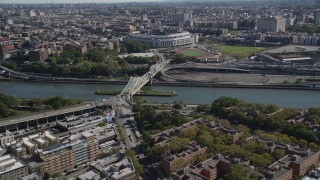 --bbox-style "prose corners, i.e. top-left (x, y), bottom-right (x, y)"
top-left (119, 52), bottom-right (170, 99)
